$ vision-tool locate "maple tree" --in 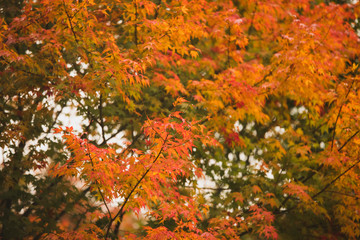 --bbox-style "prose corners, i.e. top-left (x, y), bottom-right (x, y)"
top-left (1, 0), bottom-right (360, 239)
